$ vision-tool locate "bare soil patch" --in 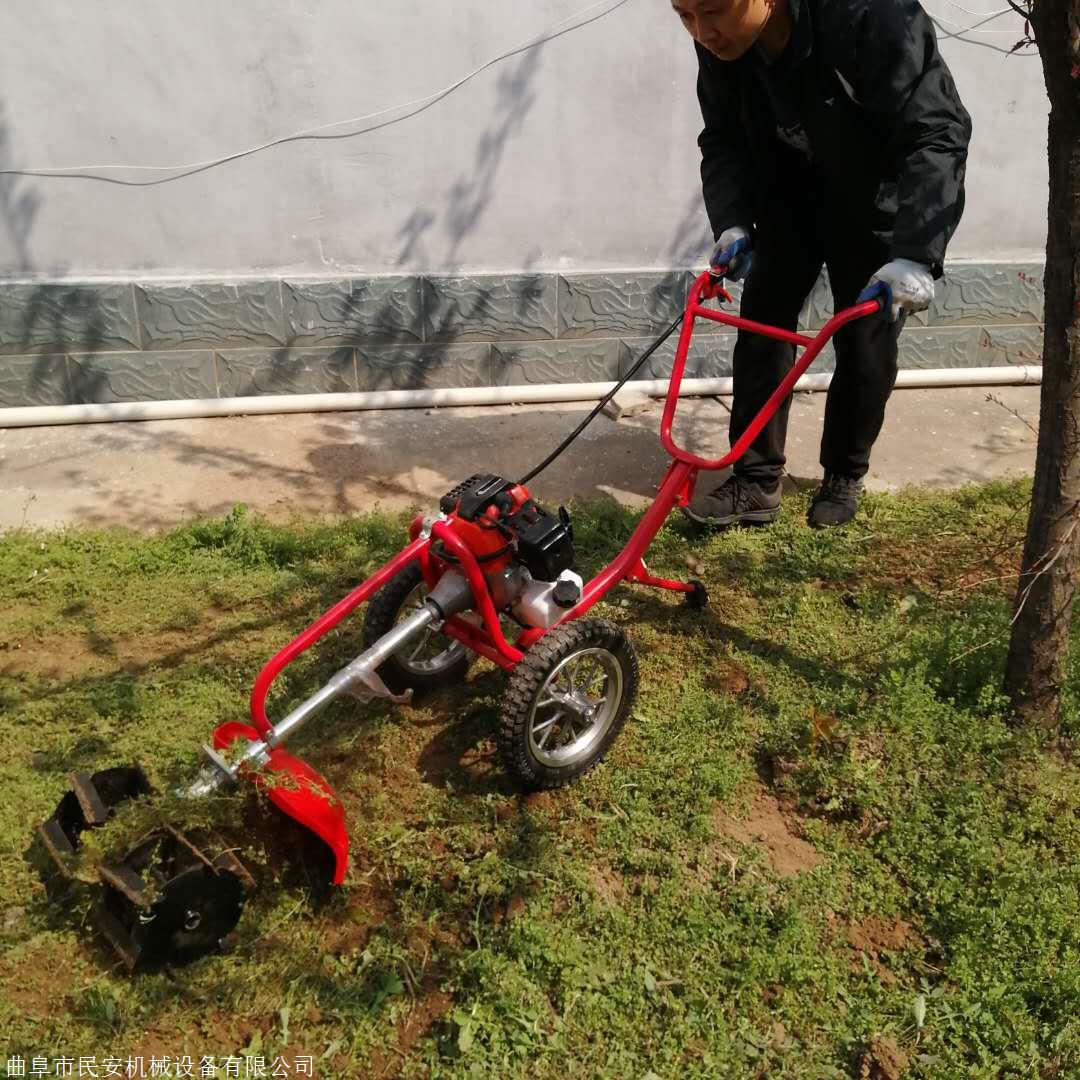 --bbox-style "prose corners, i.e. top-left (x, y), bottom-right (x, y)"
top-left (1, 632), bottom-right (114, 680)
top-left (590, 863), bottom-right (626, 906)
top-left (397, 988), bottom-right (454, 1051)
top-left (706, 660), bottom-right (751, 696)
top-left (319, 881), bottom-right (397, 958)
top-left (0, 617), bottom-right (254, 681)
top-left (843, 916), bottom-right (926, 985)
top-left (0, 939), bottom-right (85, 1019)
top-left (712, 790), bottom-right (823, 878)
top-left (857, 1033), bottom-right (910, 1079)
top-left (523, 790), bottom-right (557, 814)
